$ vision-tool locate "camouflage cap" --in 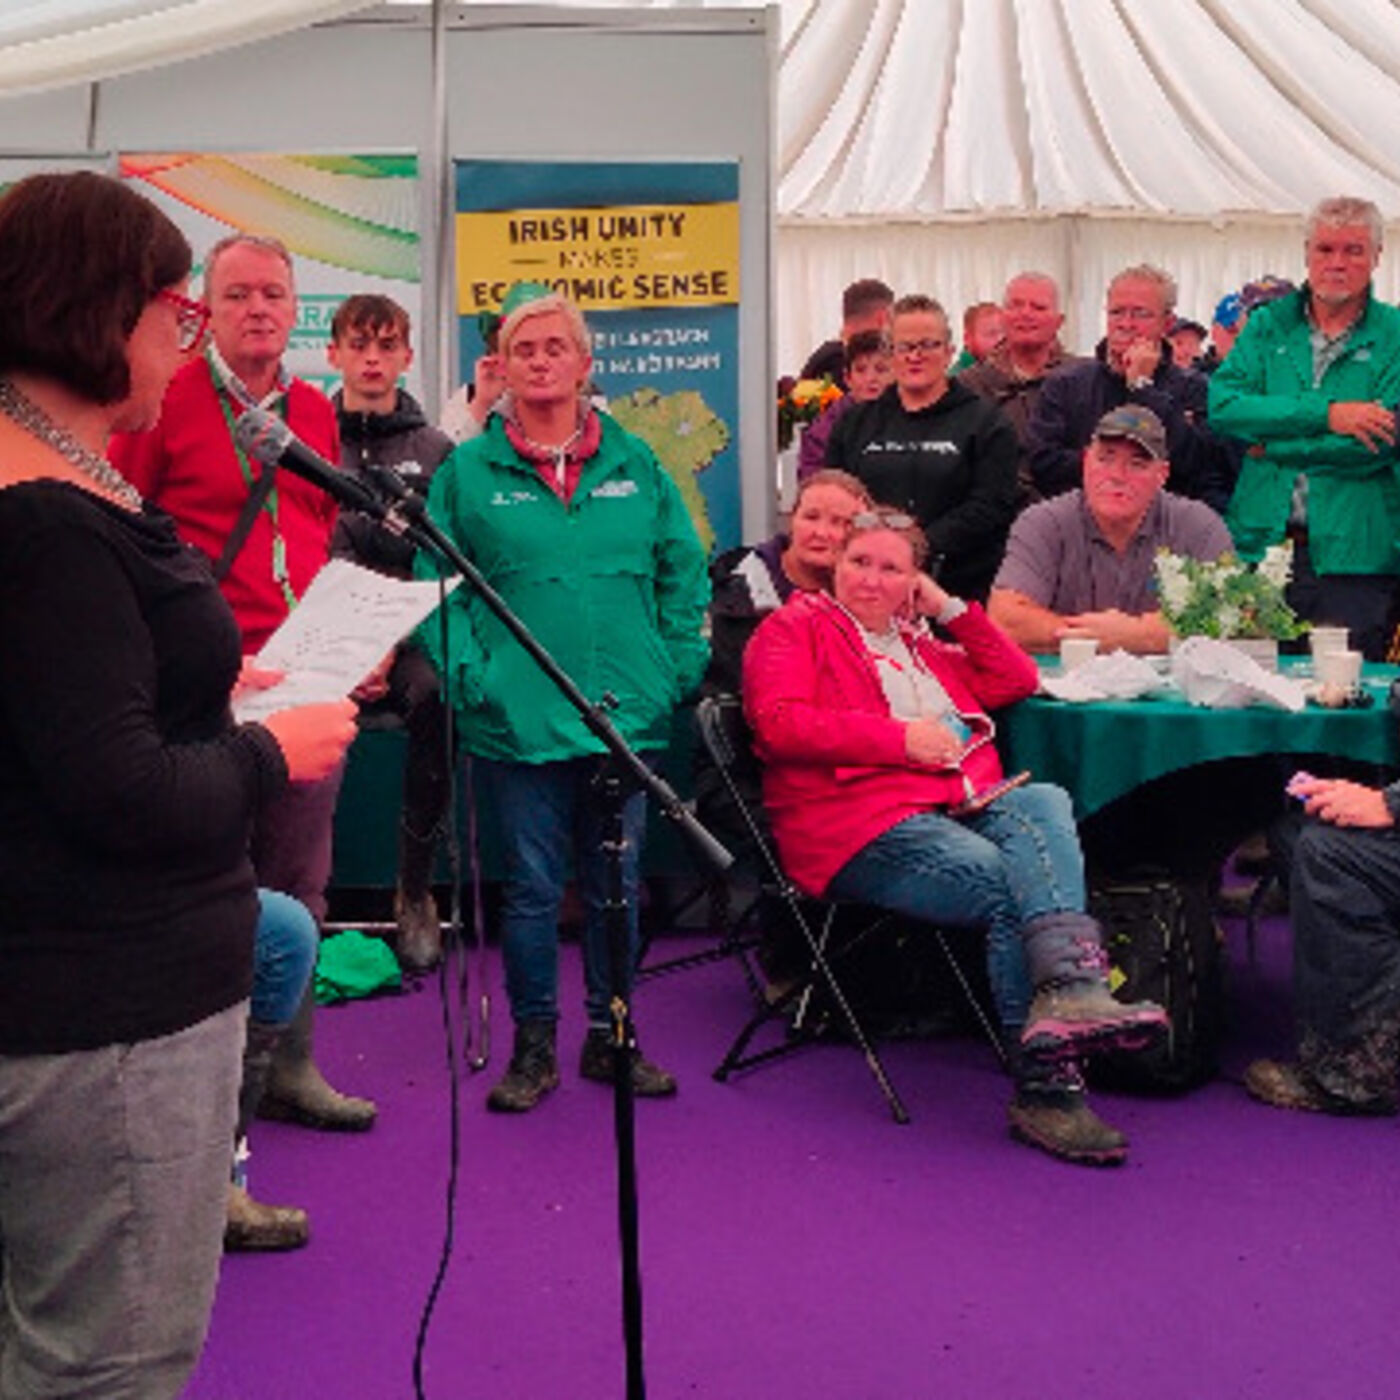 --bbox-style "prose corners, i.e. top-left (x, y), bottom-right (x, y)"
top-left (1093, 404), bottom-right (1167, 460)
top-left (1240, 275), bottom-right (1296, 313)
